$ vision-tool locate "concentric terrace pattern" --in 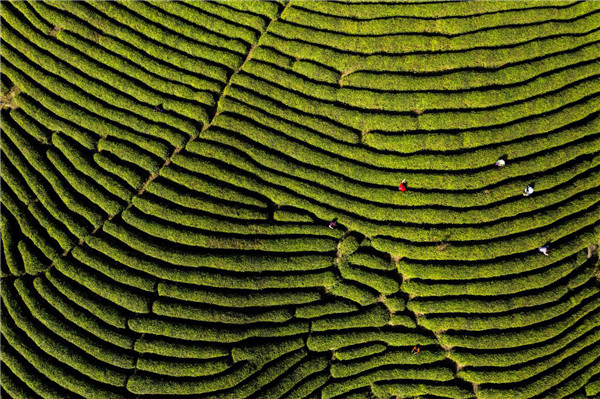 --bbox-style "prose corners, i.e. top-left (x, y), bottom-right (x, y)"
top-left (1, 1), bottom-right (600, 398)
